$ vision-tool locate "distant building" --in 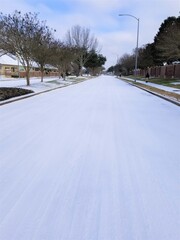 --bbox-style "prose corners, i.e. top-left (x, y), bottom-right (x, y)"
top-left (0, 55), bottom-right (20, 77)
top-left (0, 54), bottom-right (58, 78)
